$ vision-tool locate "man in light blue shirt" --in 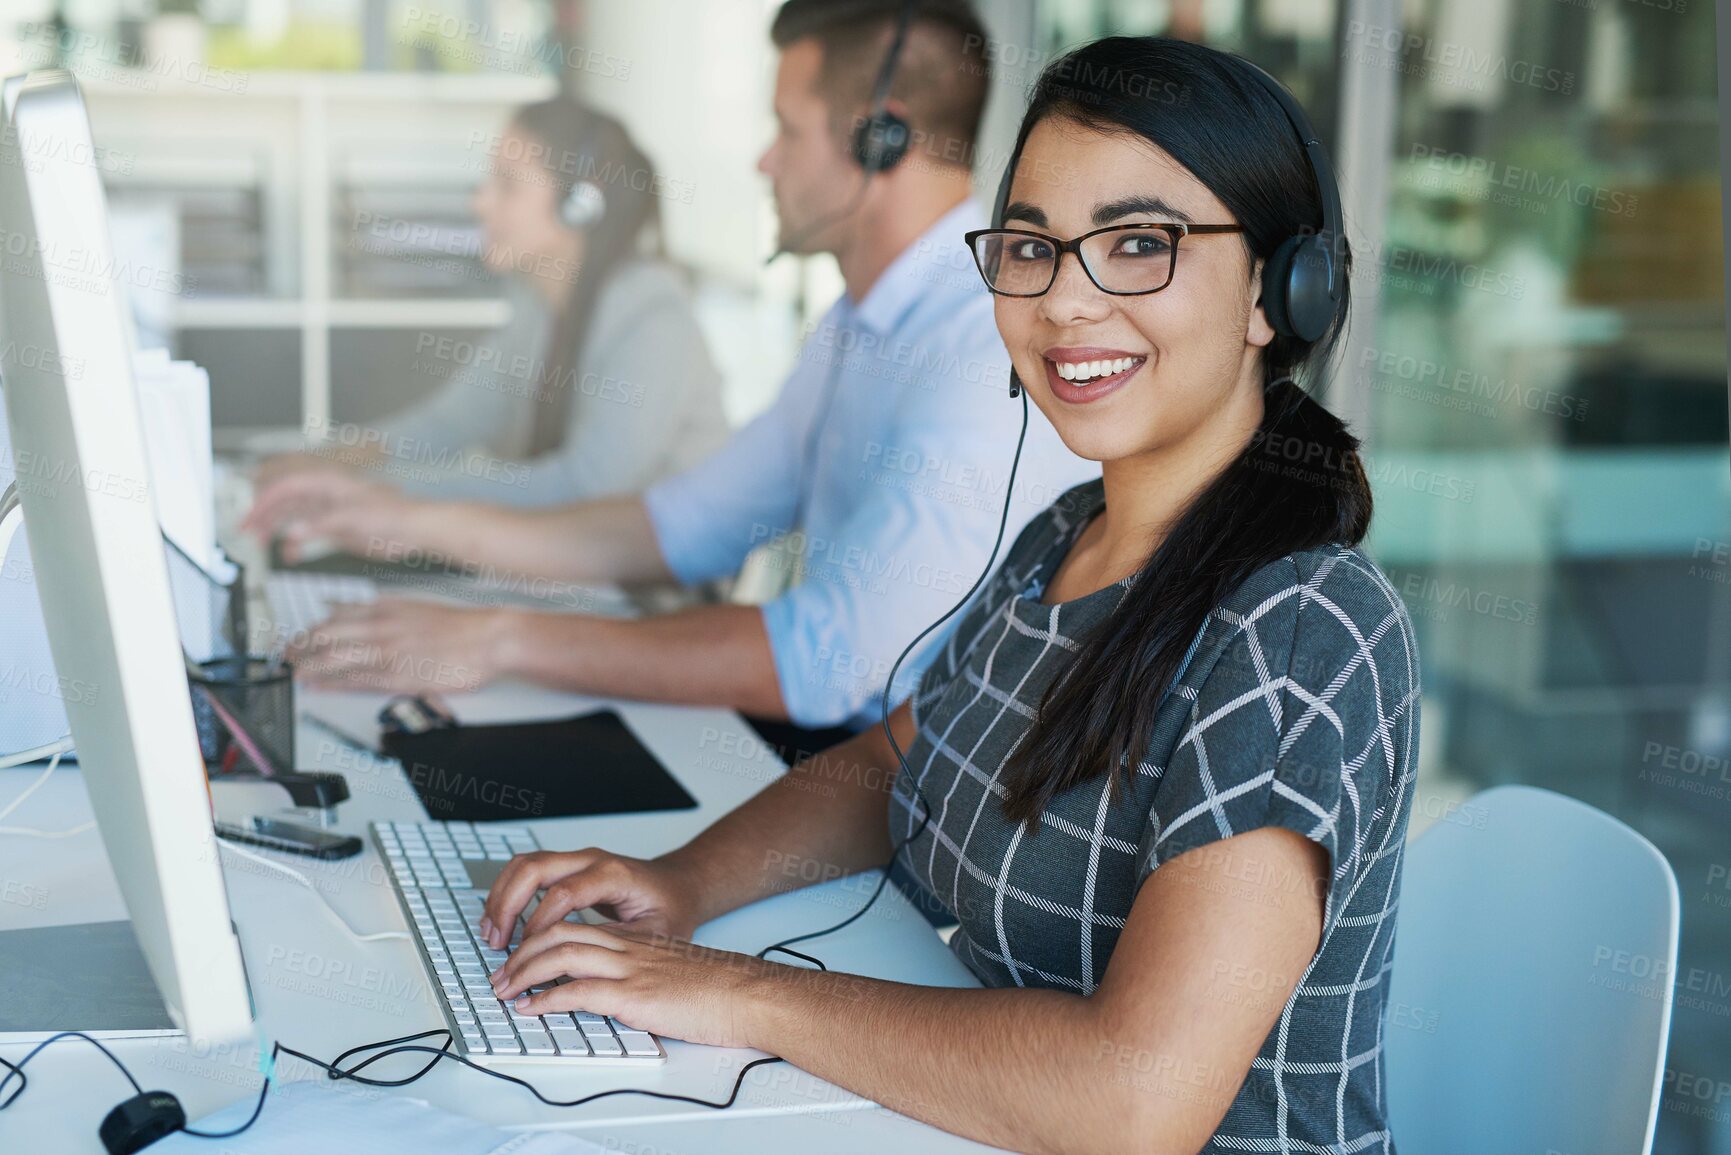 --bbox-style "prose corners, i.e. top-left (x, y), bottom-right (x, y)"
top-left (645, 195), bottom-right (1088, 734)
top-left (244, 0), bottom-right (1094, 748)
